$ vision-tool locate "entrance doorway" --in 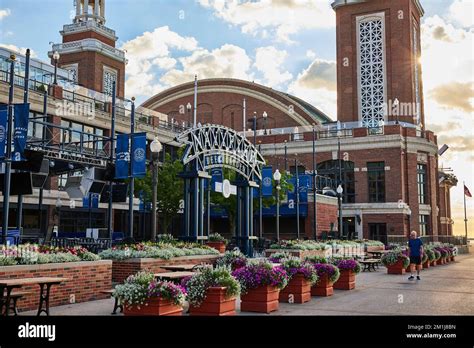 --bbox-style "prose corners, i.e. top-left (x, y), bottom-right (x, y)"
top-left (342, 217), bottom-right (356, 240)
